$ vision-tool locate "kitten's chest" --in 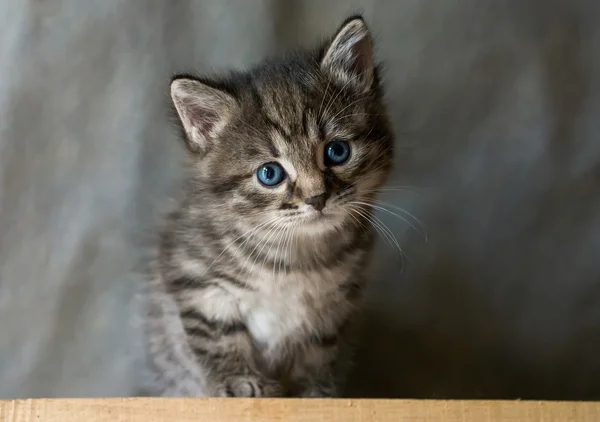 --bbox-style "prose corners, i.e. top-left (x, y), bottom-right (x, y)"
top-left (242, 282), bottom-right (310, 350)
